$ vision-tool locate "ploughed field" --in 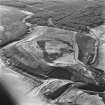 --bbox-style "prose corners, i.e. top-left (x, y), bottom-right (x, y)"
top-left (0, 0), bottom-right (105, 105)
